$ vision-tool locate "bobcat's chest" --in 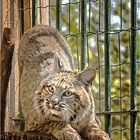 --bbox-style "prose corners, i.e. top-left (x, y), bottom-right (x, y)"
top-left (71, 114), bottom-right (91, 133)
